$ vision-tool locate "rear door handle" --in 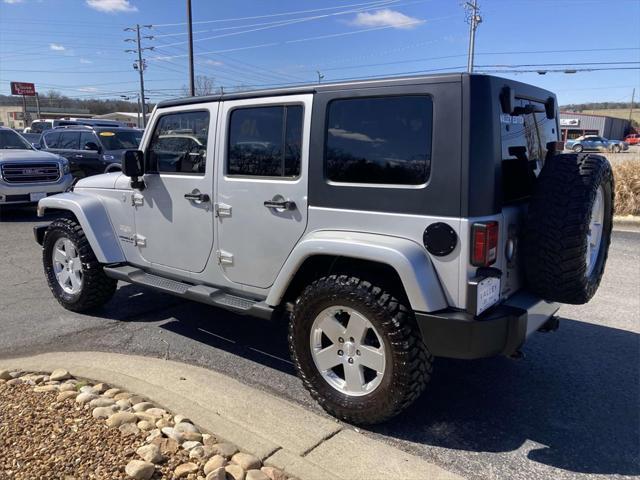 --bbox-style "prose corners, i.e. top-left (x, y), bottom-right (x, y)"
top-left (184, 192), bottom-right (210, 203)
top-left (264, 200), bottom-right (296, 211)
top-left (74, 154), bottom-right (84, 158)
